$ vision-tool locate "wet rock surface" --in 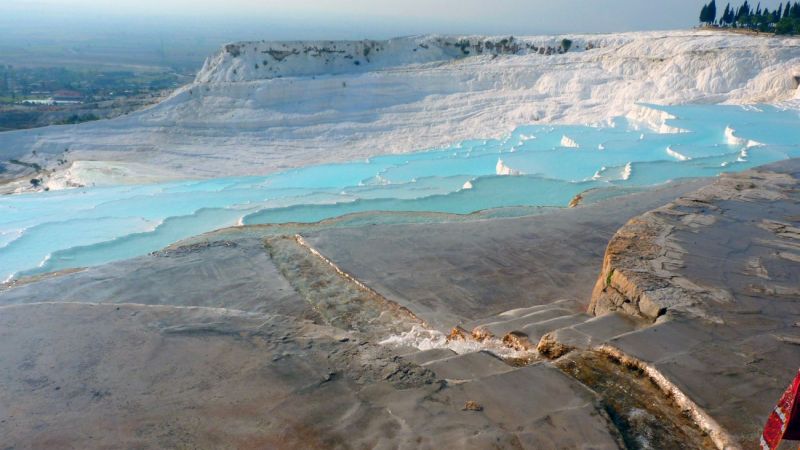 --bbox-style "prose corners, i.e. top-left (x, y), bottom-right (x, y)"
top-left (591, 161), bottom-right (800, 321)
top-left (585, 160), bottom-right (800, 447)
top-left (0, 303), bottom-right (476, 449)
top-left (0, 237), bottom-right (311, 318)
top-left (0, 283), bottom-right (620, 448)
top-left (555, 350), bottom-right (716, 449)
top-left (2, 164), bottom-right (799, 448)
top-left (304, 178), bottom-right (710, 329)
top-left (0, 202), bottom-right (637, 447)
